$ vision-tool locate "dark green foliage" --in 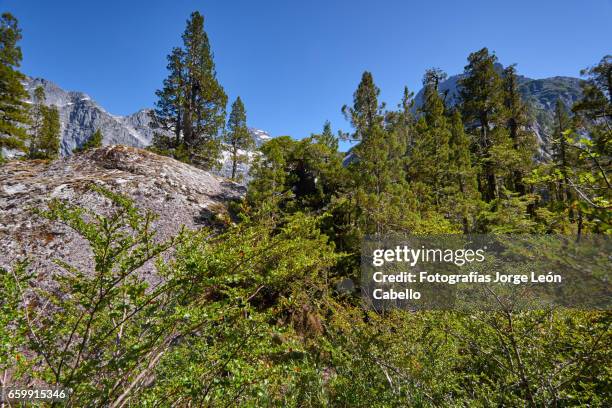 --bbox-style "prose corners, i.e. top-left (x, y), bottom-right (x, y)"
top-left (29, 86), bottom-right (61, 159)
top-left (74, 128), bottom-right (103, 153)
top-left (224, 96), bottom-right (254, 180)
top-left (38, 105), bottom-right (60, 158)
top-left (150, 11), bottom-right (227, 169)
top-left (341, 71), bottom-right (385, 141)
top-left (448, 109), bottom-right (481, 231)
top-left (247, 135), bottom-right (345, 217)
top-left (459, 48), bottom-right (506, 201)
top-left (387, 86), bottom-right (417, 154)
top-left (409, 71), bottom-right (480, 232)
top-left (340, 71), bottom-right (446, 238)
top-left (572, 55), bottom-right (611, 163)
top-left (410, 69), bottom-right (453, 198)
top-left (0, 13), bottom-right (30, 161)
top-left (528, 56), bottom-right (611, 234)
top-left (502, 65), bottom-right (538, 194)
top-left (314, 120), bottom-right (338, 151)
top-left (573, 55), bottom-right (611, 124)
top-left (151, 47), bottom-right (186, 148)
top-left (247, 136), bottom-right (295, 217)
top-left (551, 99), bottom-right (576, 205)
